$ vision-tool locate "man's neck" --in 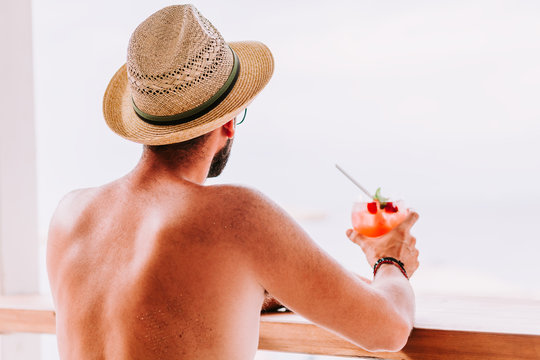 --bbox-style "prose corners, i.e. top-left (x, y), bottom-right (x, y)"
top-left (130, 149), bottom-right (213, 185)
